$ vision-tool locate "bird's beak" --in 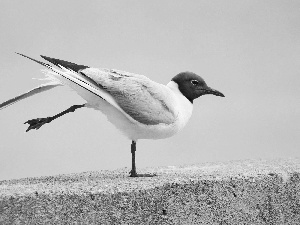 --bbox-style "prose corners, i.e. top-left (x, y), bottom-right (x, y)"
top-left (204, 87), bottom-right (225, 97)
